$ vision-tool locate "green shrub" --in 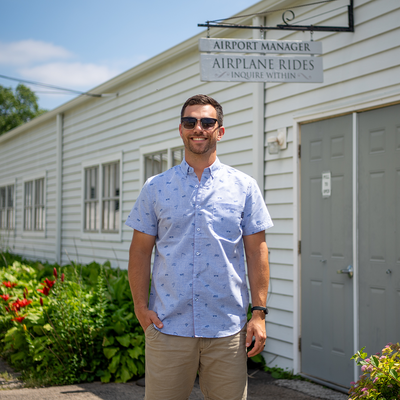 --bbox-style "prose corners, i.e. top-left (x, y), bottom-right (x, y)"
top-left (349, 343), bottom-right (400, 399)
top-left (0, 252), bottom-right (145, 386)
